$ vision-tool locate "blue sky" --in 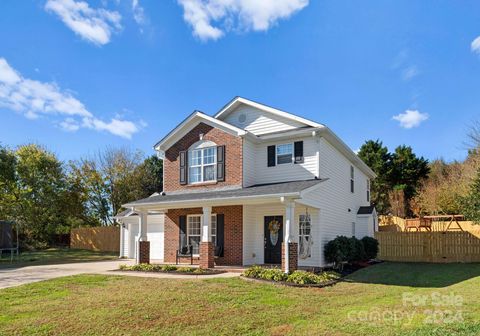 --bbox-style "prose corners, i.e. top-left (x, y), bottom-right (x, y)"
top-left (1, 0), bottom-right (480, 162)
